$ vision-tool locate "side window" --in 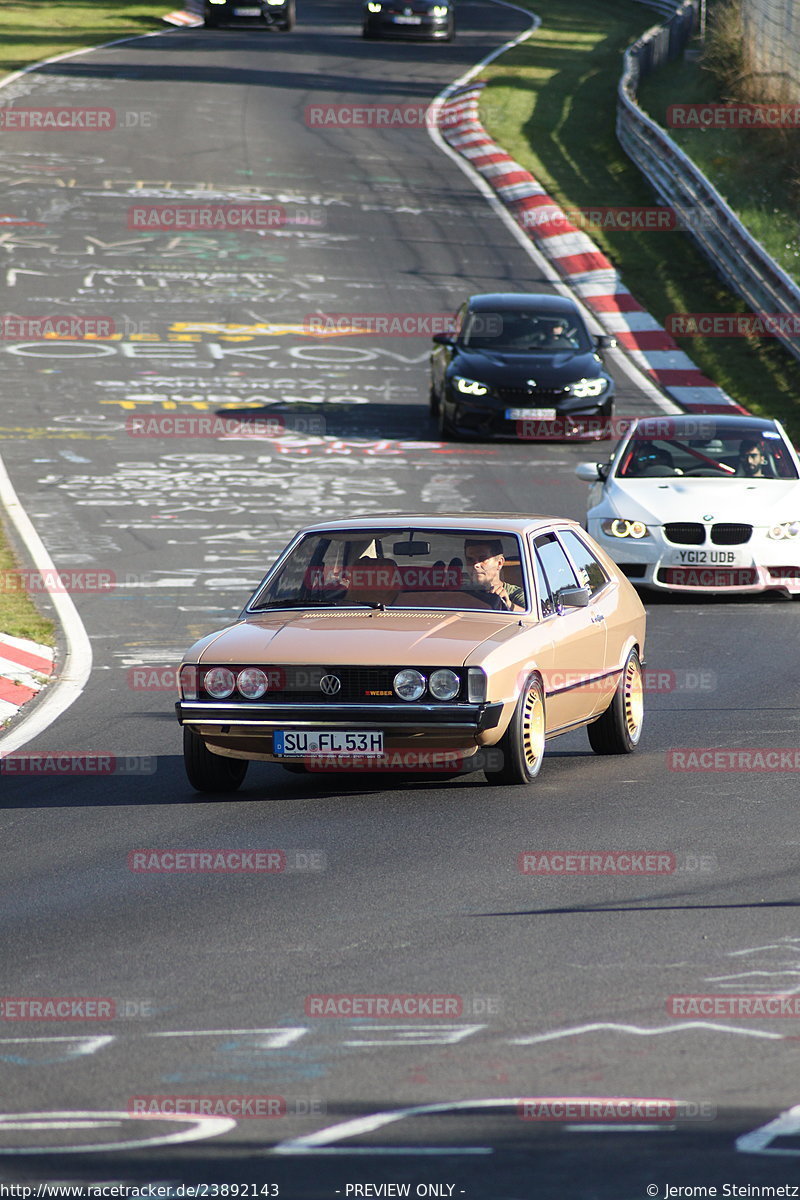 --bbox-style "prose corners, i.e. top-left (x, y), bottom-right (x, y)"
top-left (452, 302), bottom-right (468, 338)
top-left (532, 551), bottom-right (555, 618)
top-left (532, 533), bottom-right (579, 613)
top-left (559, 529), bottom-right (608, 596)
